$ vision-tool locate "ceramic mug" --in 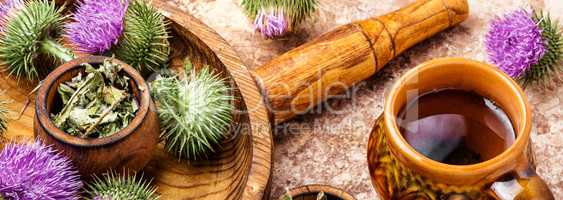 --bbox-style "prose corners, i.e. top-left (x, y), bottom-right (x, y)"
top-left (367, 58), bottom-right (554, 199)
